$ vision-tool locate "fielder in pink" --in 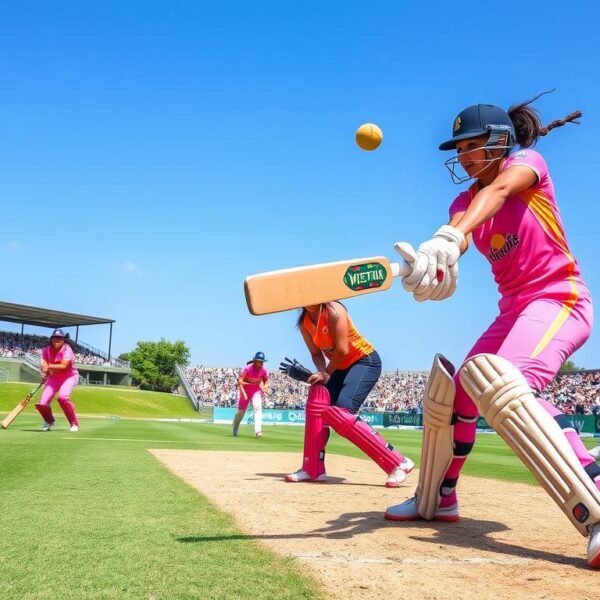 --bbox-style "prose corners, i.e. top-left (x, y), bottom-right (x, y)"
top-left (439, 148), bottom-right (598, 509)
top-left (36, 330), bottom-right (80, 430)
top-left (232, 353), bottom-right (269, 437)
